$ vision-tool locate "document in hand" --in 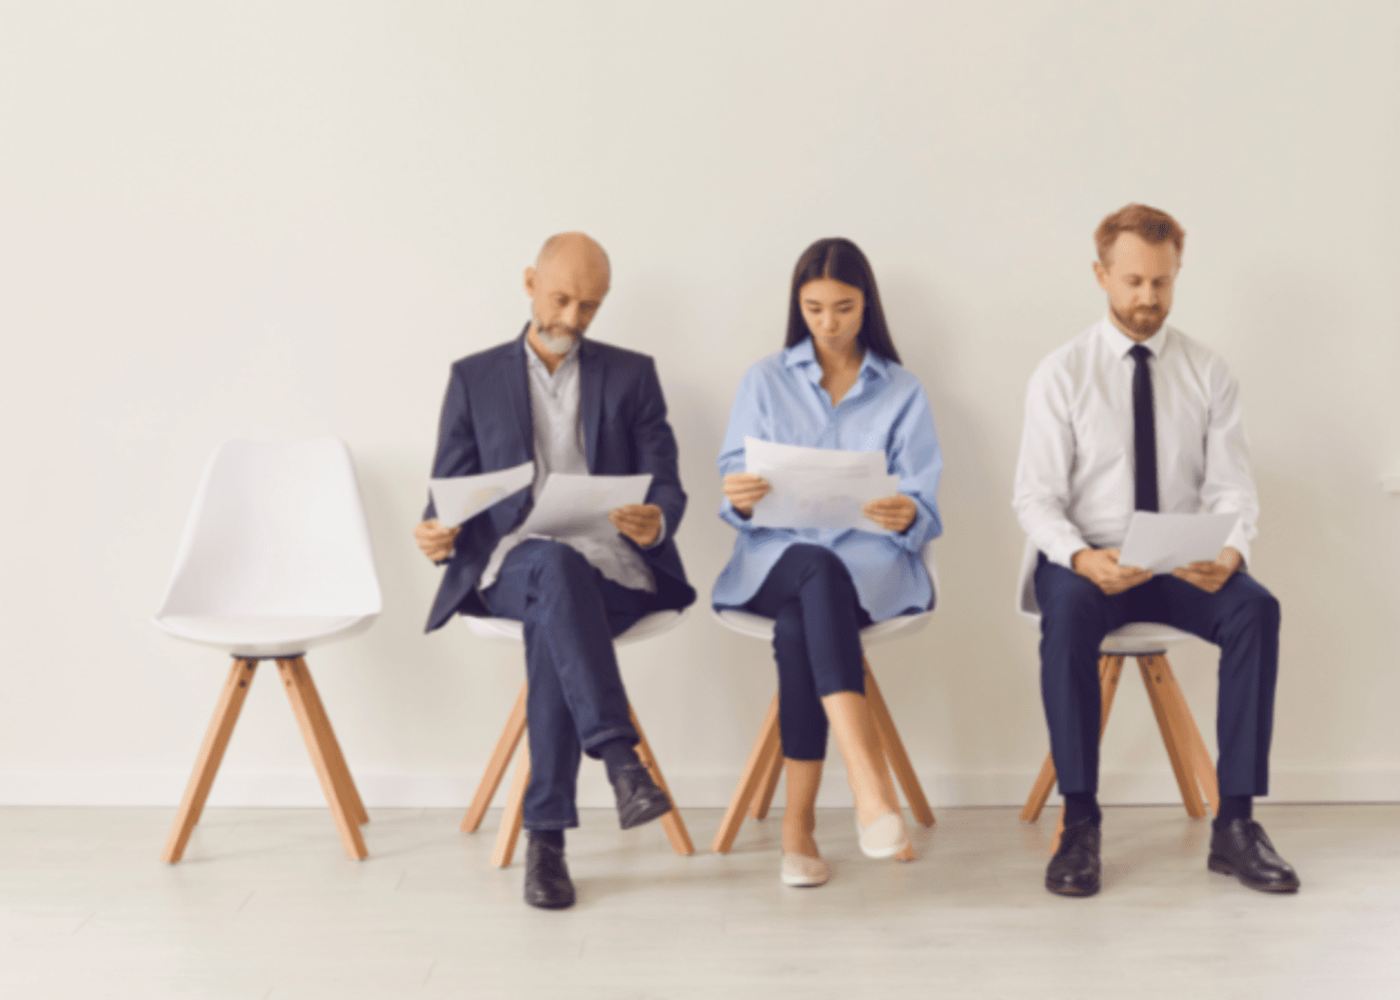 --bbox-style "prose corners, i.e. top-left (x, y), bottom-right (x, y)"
top-left (1117, 512), bottom-right (1241, 575)
top-left (744, 436), bottom-right (899, 533)
top-left (429, 462), bottom-right (535, 527)
top-left (517, 473), bottom-right (653, 538)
